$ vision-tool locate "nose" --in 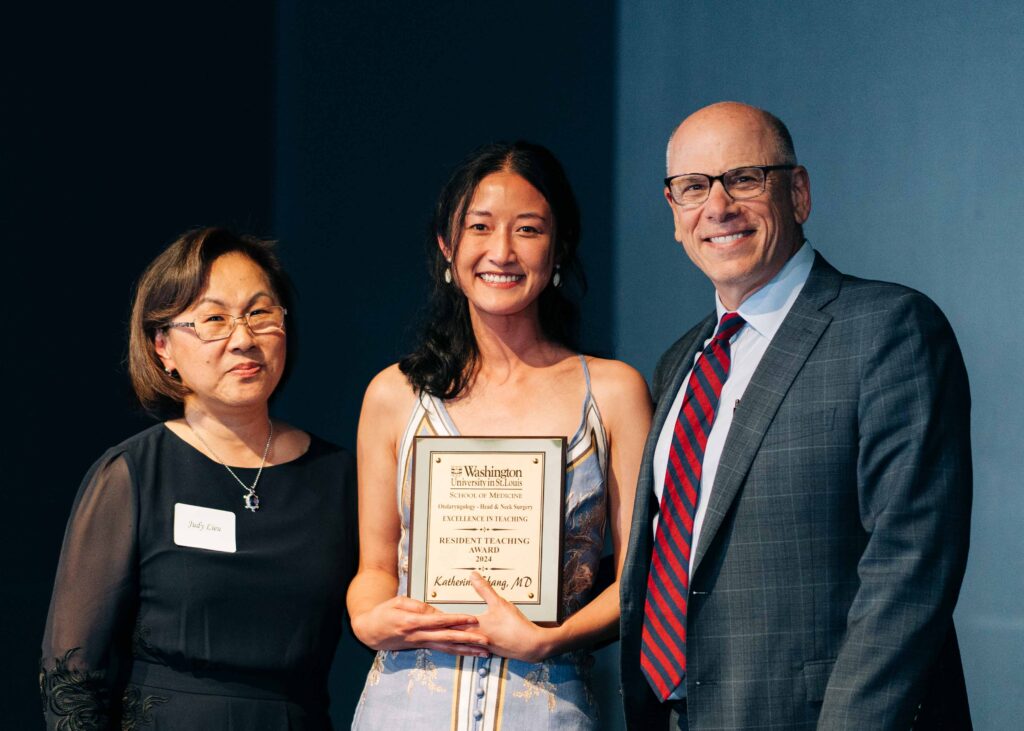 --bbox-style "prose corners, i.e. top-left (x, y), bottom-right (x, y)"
top-left (488, 228), bottom-right (515, 264)
top-left (703, 179), bottom-right (739, 221)
top-left (227, 315), bottom-right (258, 350)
